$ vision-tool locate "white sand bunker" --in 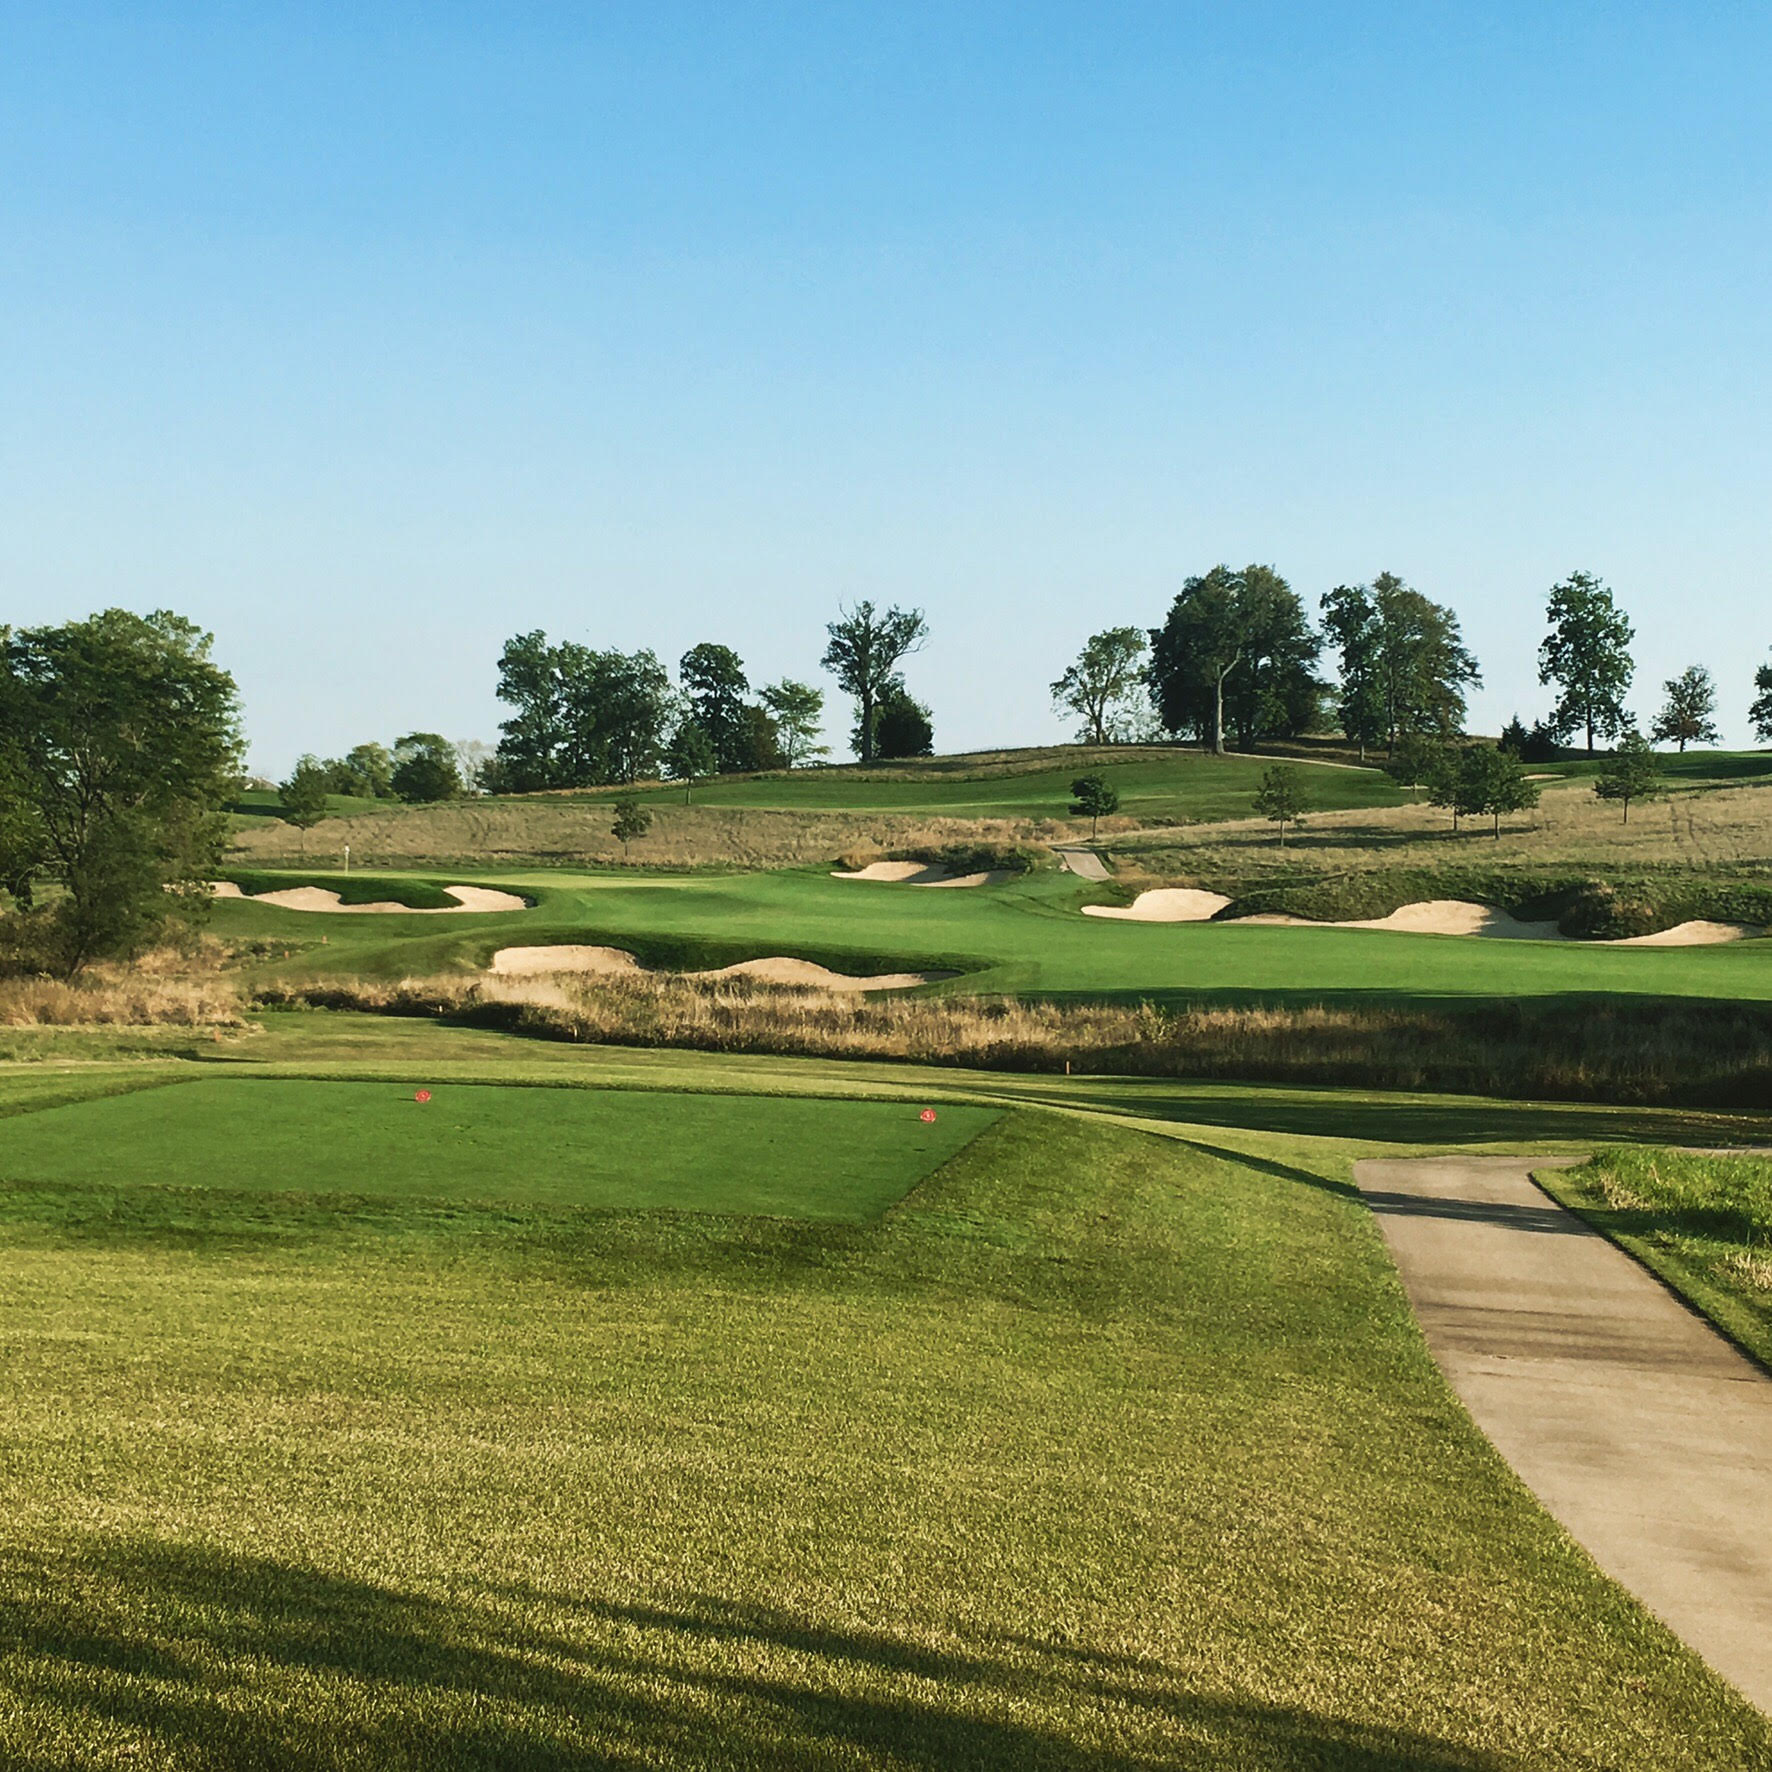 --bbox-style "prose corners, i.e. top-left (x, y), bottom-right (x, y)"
top-left (1608, 920), bottom-right (1764, 947)
top-left (212, 882), bottom-right (528, 914)
top-left (1083, 888), bottom-right (1232, 923)
top-left (1238, 900), bottom-right (1565, 940)
top-left (489, 945), bottom-right (943, 991)
top-left (1087, 893), bottom-right (1764, 945)
top-left (833, 861), bottom-right (1012, 888)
